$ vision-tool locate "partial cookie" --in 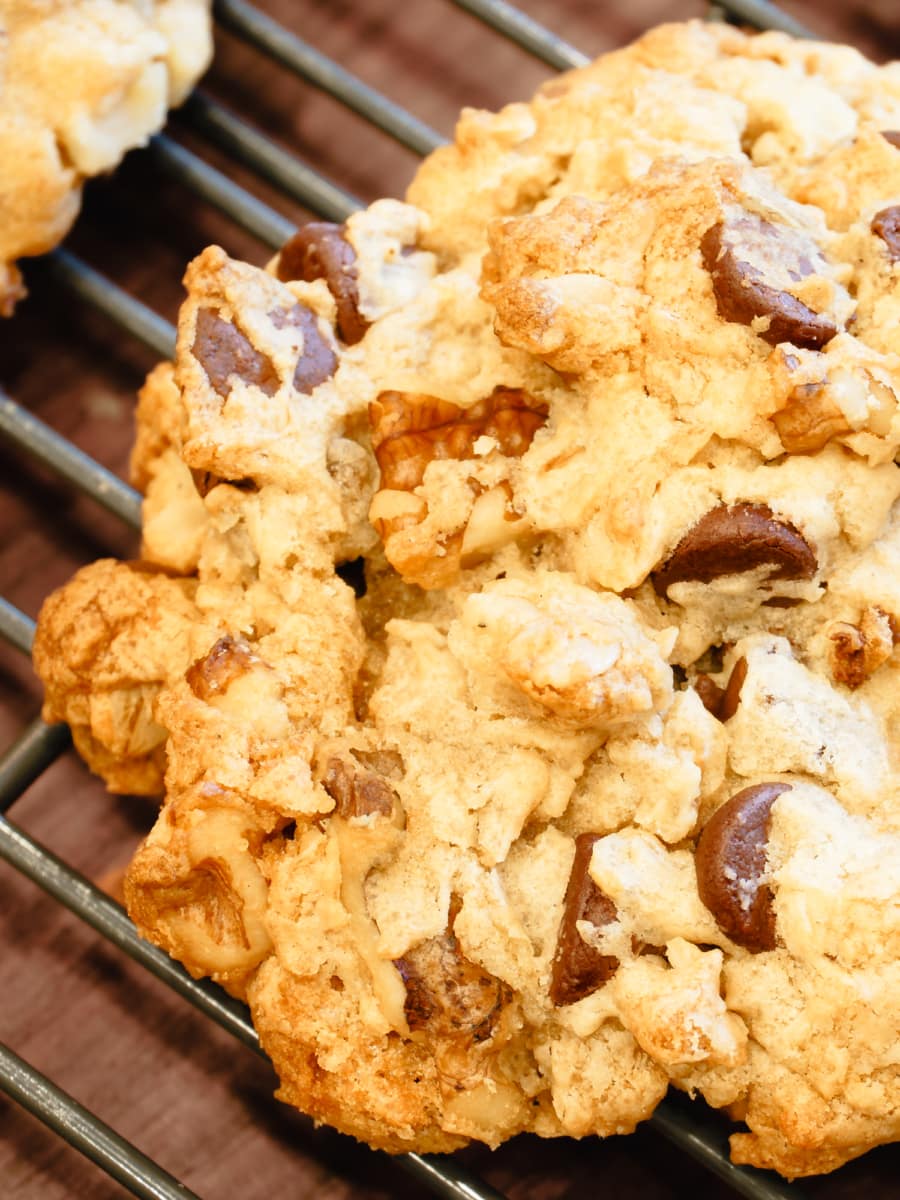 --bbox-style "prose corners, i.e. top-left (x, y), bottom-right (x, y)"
top-left (33, 19), bottom-right (900, 1179)
top-left (33, 559), bottom-right (208, 794)
top-left (0, 0), bottom-right (212, 314)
